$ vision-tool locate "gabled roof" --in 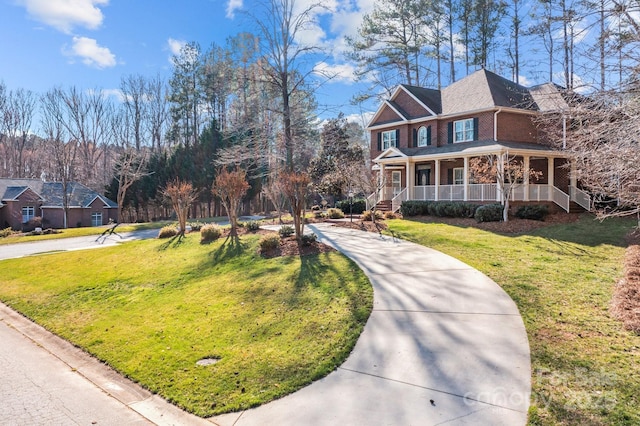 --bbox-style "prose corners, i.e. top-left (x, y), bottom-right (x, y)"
top-left (368, 69), bottom-right (544, 129)
top-left (441, 69), bottom-right (538, 114)
top-left (529, 83), bottom-right (571, 112)
top-left (0, 178), bottom-right (117, 209)
top-left (401, 85), bottom-right (442, 115)
top-left (373, 147), bottom-right (408, 162)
